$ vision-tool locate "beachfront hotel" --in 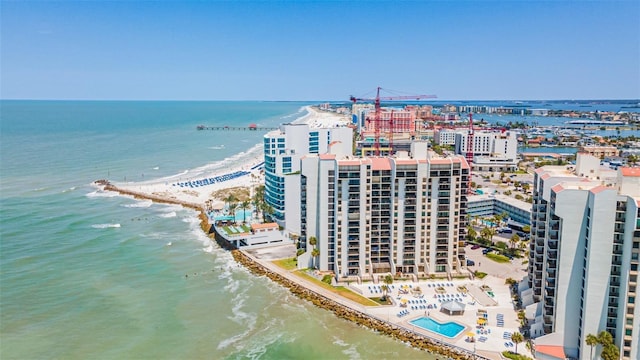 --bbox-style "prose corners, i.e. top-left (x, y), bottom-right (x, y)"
top-left (466, 193), bottom-right (532, 227)
top-left (298, 143), bottom-right (471, 280)
top-left (518, 153), bottom-right (640, 360)
top-left (263, 123), bottom-right (352, 226)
